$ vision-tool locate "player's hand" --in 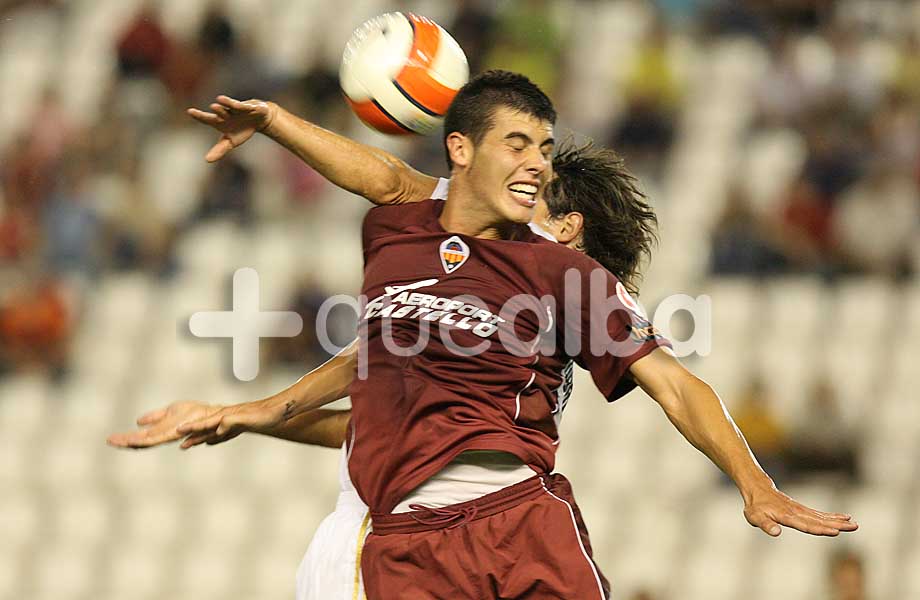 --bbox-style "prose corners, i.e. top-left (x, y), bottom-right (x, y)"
top-left (187, 95), bottom-right (278, 162)
top-left (106, 401), bottom-right (217, 449)
top-left (174, 400), bottom-right (286, 449)
top-left (743, 482), bottom-right (858, 537)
